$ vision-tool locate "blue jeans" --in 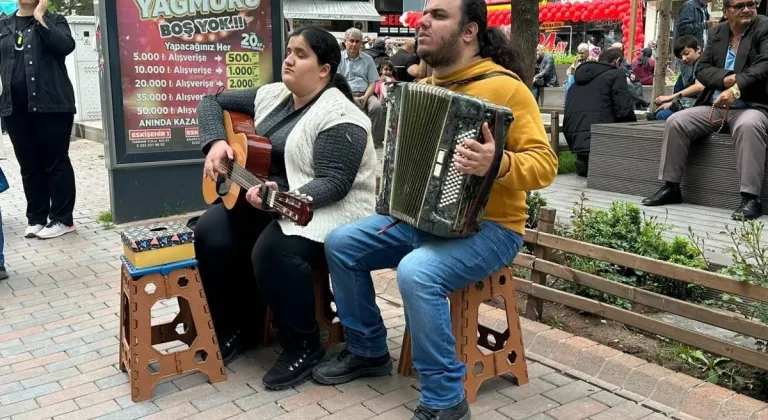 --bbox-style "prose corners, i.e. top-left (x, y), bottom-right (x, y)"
top-left (0, 206), bottom-right (5, 267)
top-left (325, 214), bottom-right (524, 409)
top-left (655, 109), bottom-right (674, 120)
